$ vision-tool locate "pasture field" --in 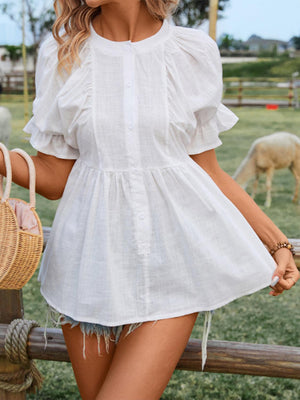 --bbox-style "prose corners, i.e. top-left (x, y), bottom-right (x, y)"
top-left (1, 97), bottom-right (300, 399)
top-left (222, 56), bottom-right (300, 78)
